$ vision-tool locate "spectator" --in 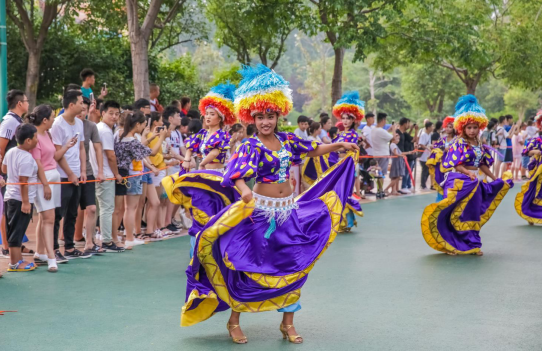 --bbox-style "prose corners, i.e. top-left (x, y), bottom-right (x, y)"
top-left (308, 121), bottom-right (322, 142)
top-left (512, 122), bottom-right (526, 180)
top-left (319, 114), bottom-right (332, 144)
top-left (171, 100), bottom-right (181, 109)
top-left (80, 68), bottom-right (107, 100)
top-left (229, 123), bottom-right (245, 153)
top-left (3, 124), bottom-right (38, 272)
top-left (0, 89), bottom-right (29, 258)
top-left (329, 126), bottom-right (339, 142)
top-left (188, 118), bottom-right (203, 136)
top-left (242, 124), bottom-right (256, 142)
top-left (149, 83), bottom-right (164, 112)
top-left (362, 112), bottom-right (376, 169)
top-left (180, 117), bottom-right (190, 140)
top-left (28, 105), bottom-right (62, 272)
top-left (186, 109), bottom-right (200, 120)
top-left (88, 98), bottom-right (103, 124)
top-left (371, 112), bottom-right (396, 198)
top-left (121, 104), bottom-right (133, 113)
top-left (51, 90), bottom-right (90, 261)
top-left (134, 98), bottom-right (151, 115)
top-left (494, 115), bottom-right (510, 178)
top-left (396, 118), bottom-right (417, 194)
top-left (384, 132), bottom-right (404, 196)
top-left (432, 121), bottom-right (443, 141)
top-left (294, 115), bottom-right (310, 140)
top-left (181, 96), bottom-right (191, 116)
top-left (418, 121), bottom-right (434, 190)
top-left (90, 100), bottom-right (125, 253)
